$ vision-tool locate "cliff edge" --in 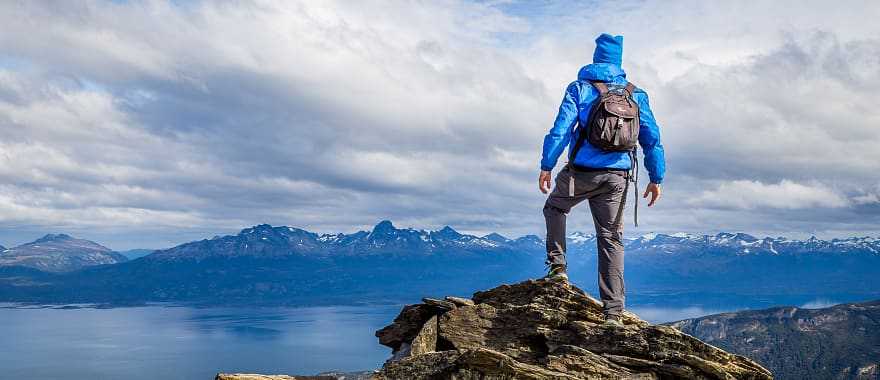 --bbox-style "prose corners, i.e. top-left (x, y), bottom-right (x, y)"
top-left (374, 278), bottom-right (772, 379)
